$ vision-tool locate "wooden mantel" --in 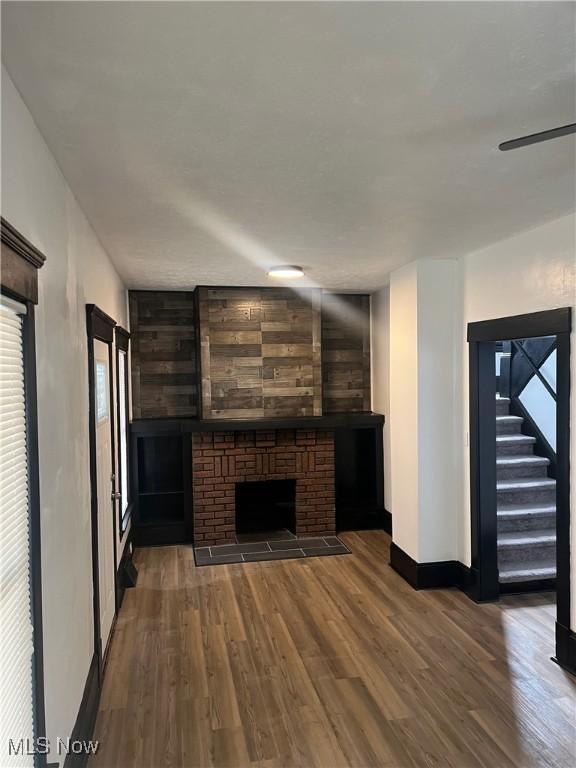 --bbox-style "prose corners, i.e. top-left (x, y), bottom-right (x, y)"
top-left (130, 411), bottom-right (384, 435)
